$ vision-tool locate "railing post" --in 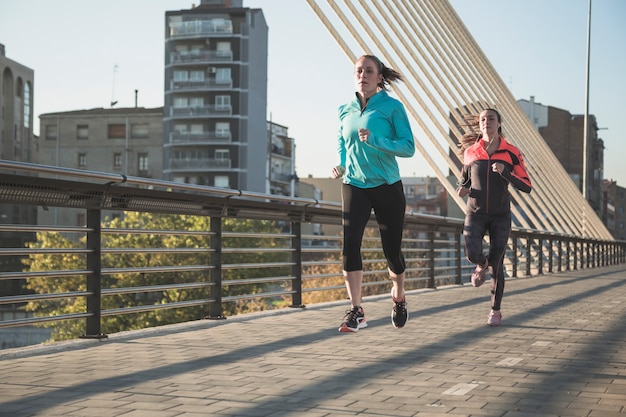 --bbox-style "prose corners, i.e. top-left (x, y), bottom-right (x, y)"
top-left (428, 229), bottom-right (435, 288)
top-left (455, 231), bottom-right (462, 285)
top-left (290, 220), bottom-right (304, 308)
top-left (537, 236), bottom-right (544, 275)
top-left (573, 240), bottom-right (578, 270)
top-left (511, 233), bottom-right (518, 278)
top-left (548, 238), bottom-right (553, 273)
top-left (557, 239), bottom-right (563, 272)
top-left (526, 235), bottom-right (532, 277)
top-left (207, 216), bottom-right (225, 319)
top-left (82, 208), bottom-right (106, 339)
